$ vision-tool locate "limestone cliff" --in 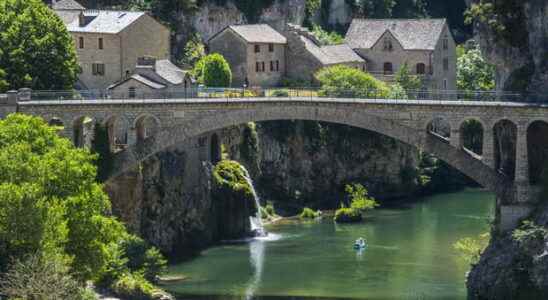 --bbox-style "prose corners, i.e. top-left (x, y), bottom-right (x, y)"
top-left (470, 0), bottom-right (548, 95)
